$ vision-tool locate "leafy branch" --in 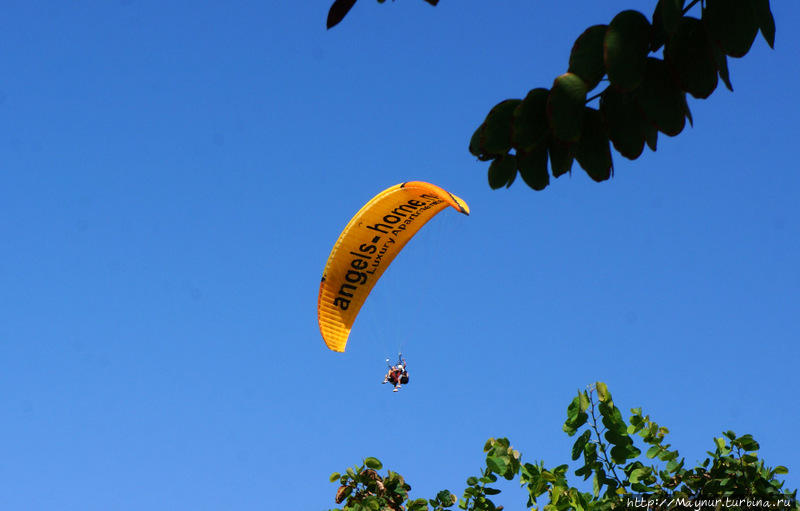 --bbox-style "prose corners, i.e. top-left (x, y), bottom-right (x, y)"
top-left (326, 383), bottom-right (797, 511)
top-left (469, 0), bottom-right (776, 191)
